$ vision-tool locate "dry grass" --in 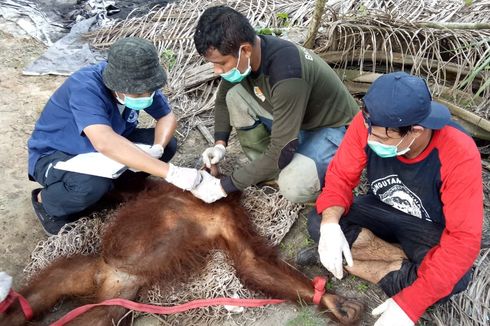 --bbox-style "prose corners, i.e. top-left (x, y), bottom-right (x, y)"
top-left (429, 248), bottom-right (490, 326)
